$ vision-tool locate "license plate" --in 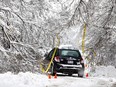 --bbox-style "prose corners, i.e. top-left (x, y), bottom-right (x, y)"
top-left (77, 62), bottom-right (80, 64)
top-left (67, 61), bottom-right (73, 64)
